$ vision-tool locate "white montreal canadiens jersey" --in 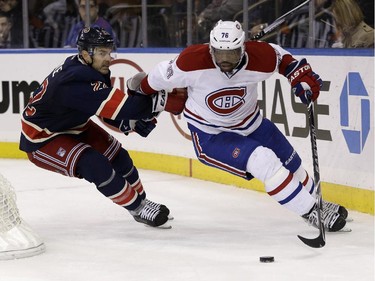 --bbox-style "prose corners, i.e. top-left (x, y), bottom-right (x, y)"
top-left (146, 41), bottom-right (293, 135)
